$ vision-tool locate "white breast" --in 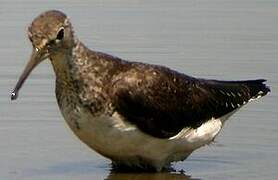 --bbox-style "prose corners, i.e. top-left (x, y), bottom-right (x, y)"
top-left (61, 103), bottom-right (233, 170)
